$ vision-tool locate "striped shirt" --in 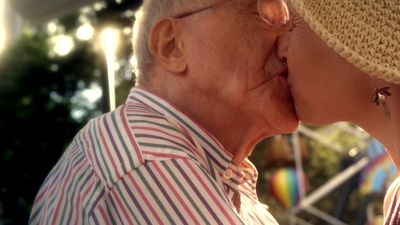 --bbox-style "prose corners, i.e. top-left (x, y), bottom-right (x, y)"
top-left (29, 88), bottom-right (279, 225)
top-left (384, 176), bottom-right (400, 225)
